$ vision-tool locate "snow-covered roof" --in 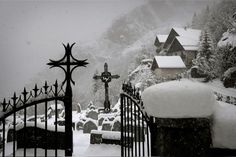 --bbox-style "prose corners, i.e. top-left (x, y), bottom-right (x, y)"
top-left (156, 35), bottom-right (168, 43)
top-left (142, 80), bottom-right (215, 118)
top-left (175, 36), bottom-right (199, 51)
top-left (173, 27), bottom-right (201, 41)
top-left (154, 56), bottom-right (186, 68)
top-left (176, 36), bottom-right (199, 46)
